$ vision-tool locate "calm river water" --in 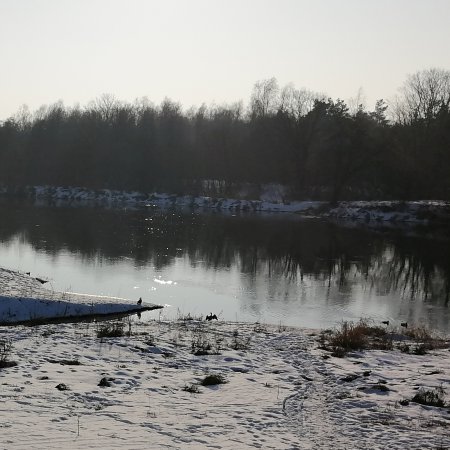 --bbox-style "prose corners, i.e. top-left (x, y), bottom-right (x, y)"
top-left (1, 199), bottom-right (449, 332)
